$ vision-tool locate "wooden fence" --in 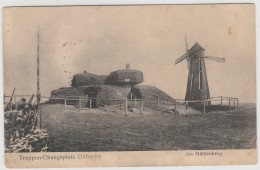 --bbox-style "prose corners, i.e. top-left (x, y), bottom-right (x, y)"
top-left (126, 96), bottom-right (144, 116)
top-left (4, 95), bottom-right (94, 109)
top-left (175, 96), bottom-right (239, 115)
top-left (4, 94), bottom-right (145, 116)
top-left (132, 92), bottom-right (239, 115)
top-left (4, 94), bottom-right (238, 116)
top-left (46, 96), bottom-right (93, 109)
